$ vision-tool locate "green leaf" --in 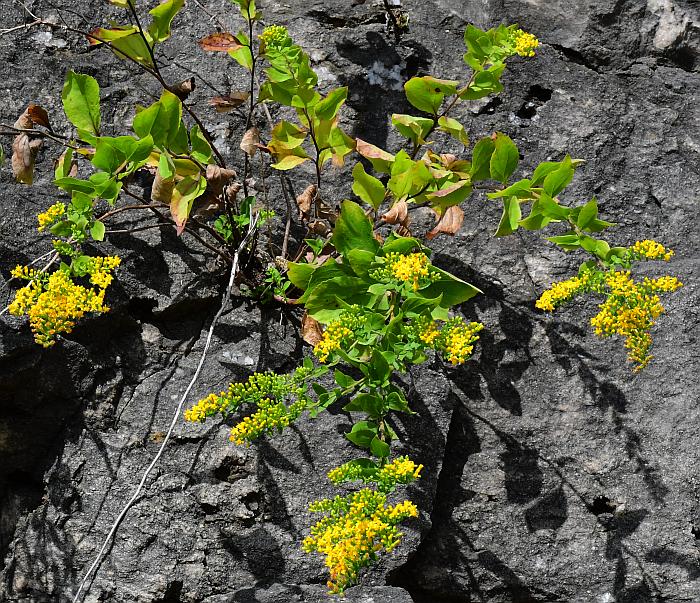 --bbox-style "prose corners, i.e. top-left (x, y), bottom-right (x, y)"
top-left (580, 235), bottom-right (610, 260)
top-left (315, 87), bottom-right (348, 121)
top-left (380, 234), bottom-right (422, 256)
top-left (542, 155), bottom-right (574, 197)
top-left (229, 44), bottom-right (254, 70)
top-left (148, 0), bottom-right (184, 43)
top-left (270, 120), bottom-right (307, 150)
top-left (370, 436), bottom-right (390, 458)
top-left (346, 249), bottom-right (376, 278)
top-left (494, 196), bottom-right (521, 237)
top-left (404, 76), bottom-right (458, 115)
top-left (437, 115), bottom-right (469, 145)
top-left (546, 234), bottom-right (581, 251)
top-left (577, 198), bottom-right (598, 230)
top-left (62, 71), bottom-right (101, 136)
top-left (366, 349), bottom-right (391, 383)
top-left (287, 262), bottom-right (315, 290)
top-left (132, 90), bottom-right (182, 149)
top-left (334, 370), bottom-right (358, 389)
top-left (470, 136), bottom-right (496, 181)
top-left (490, 133), bottom-right (519, 184)
top-left (332, 200), bottom-right (379, 256)
top-left (91, 135), bottom-right (153, 173)
top-left (529, 161), bottom-right (561, 187)
top-left (392, 114), bottom-right (434, 145)
top-left (90, 27), bottom-right (154, 68)
top-left (270, 154), bottom-right (309, 170)
top-left (486, 178), bottom-right (533, 199)
top-left (190, 125), bottom-right (214, 164)
top-left (345, 421), bottom-right (378, 449)
top-left (54, 148), bottom-right (75, 180)
top-left (343, 393), bottom-right (383, 418)
top-left (352, 162), bottom-right (385, 211)
top-left (422, 267), bottom-right (481, 307)
top-left (90, 220), bottom-right (106, 241)
top-left (459, 63), bottom-right (505, 100)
